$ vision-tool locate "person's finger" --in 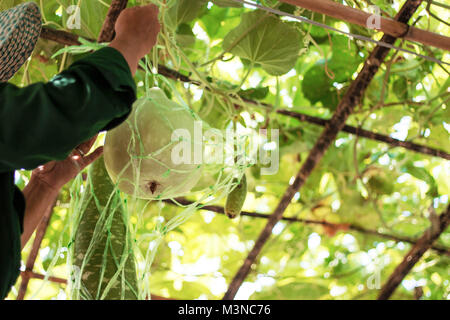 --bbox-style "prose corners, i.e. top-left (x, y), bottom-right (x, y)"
top-left (82, 146), bottom-right (104, 167)
top-left (78, 135), bottom-right (99, 154)
top-left (70, 156), bottom-right (82, 172)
